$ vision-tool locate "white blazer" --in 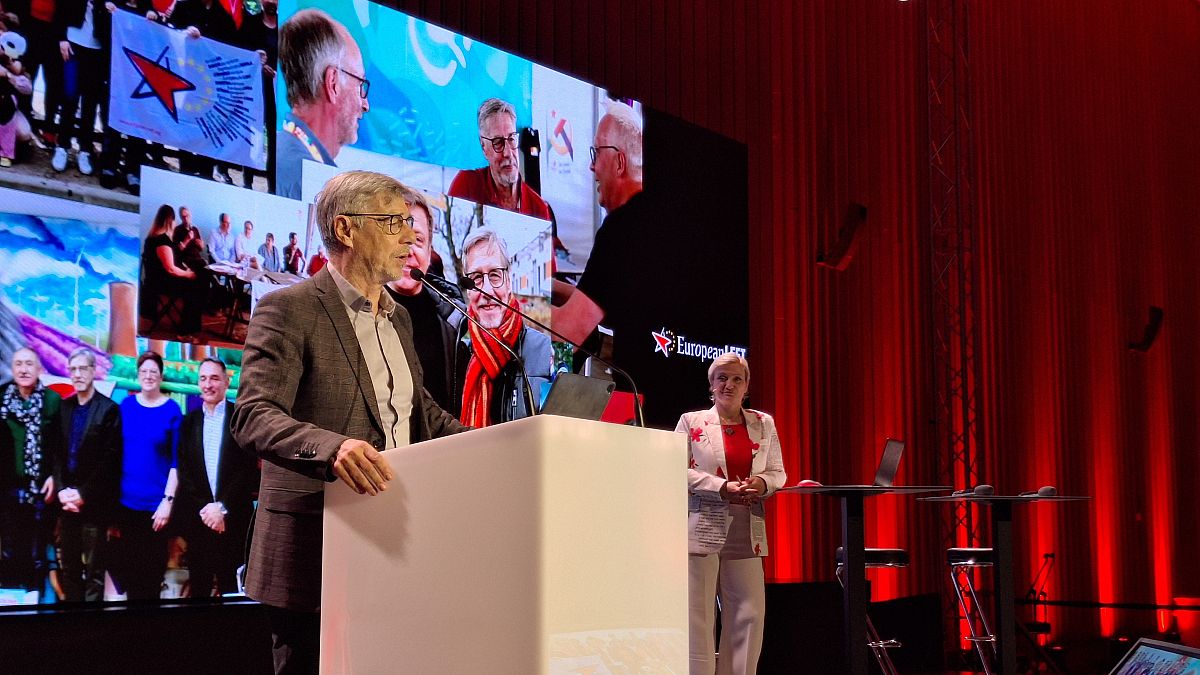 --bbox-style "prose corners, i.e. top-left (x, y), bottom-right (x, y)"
top-left (676, 407), bottom-right (787, 556)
